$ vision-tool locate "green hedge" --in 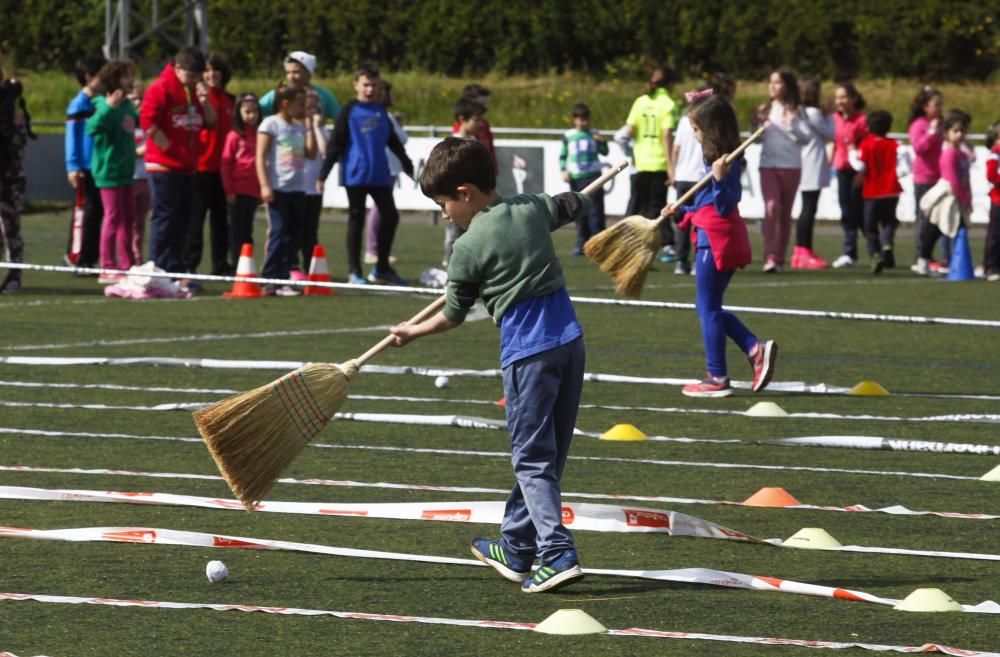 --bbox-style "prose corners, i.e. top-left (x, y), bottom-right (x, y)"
top-left (2, 0), bottom-right (998, 81)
